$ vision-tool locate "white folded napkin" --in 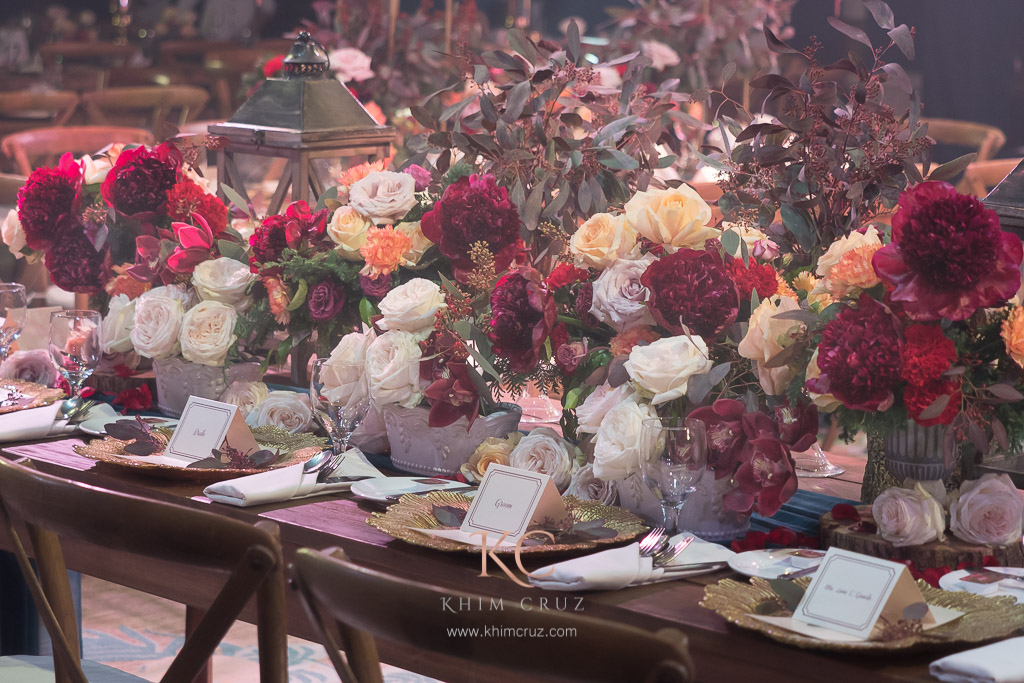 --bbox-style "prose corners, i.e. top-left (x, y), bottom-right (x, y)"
top-left (203, 448), bottom-right (384, 507)
top-left (0, 401), bottom-right (62, 442)
top-left (529, 533), bottom-right (736, 591)
top-left (930, 636), bottom-right (1024, 683)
